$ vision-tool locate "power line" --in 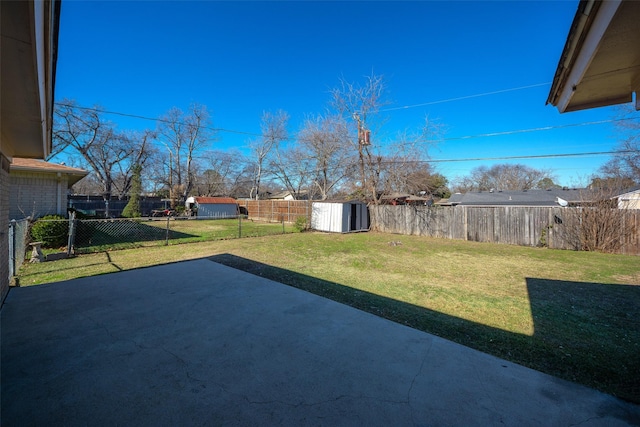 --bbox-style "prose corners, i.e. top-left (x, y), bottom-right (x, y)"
top-left (380, 82), bottom-right (552, 112)
top-left (429, 117), bottom-right (639, 142)
top-left (394, 150), bottom-right (639, 164)
top-left (54, 102), bottom-right (263, 138)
